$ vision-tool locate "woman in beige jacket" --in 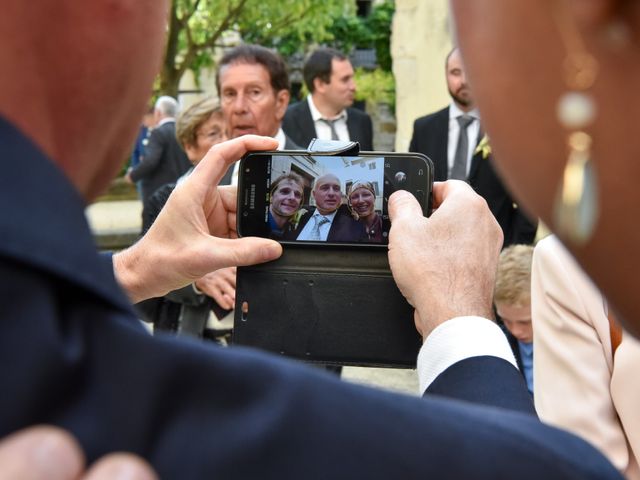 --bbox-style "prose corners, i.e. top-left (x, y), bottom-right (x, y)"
top-left (532, 235), bottom-right (640, 479)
